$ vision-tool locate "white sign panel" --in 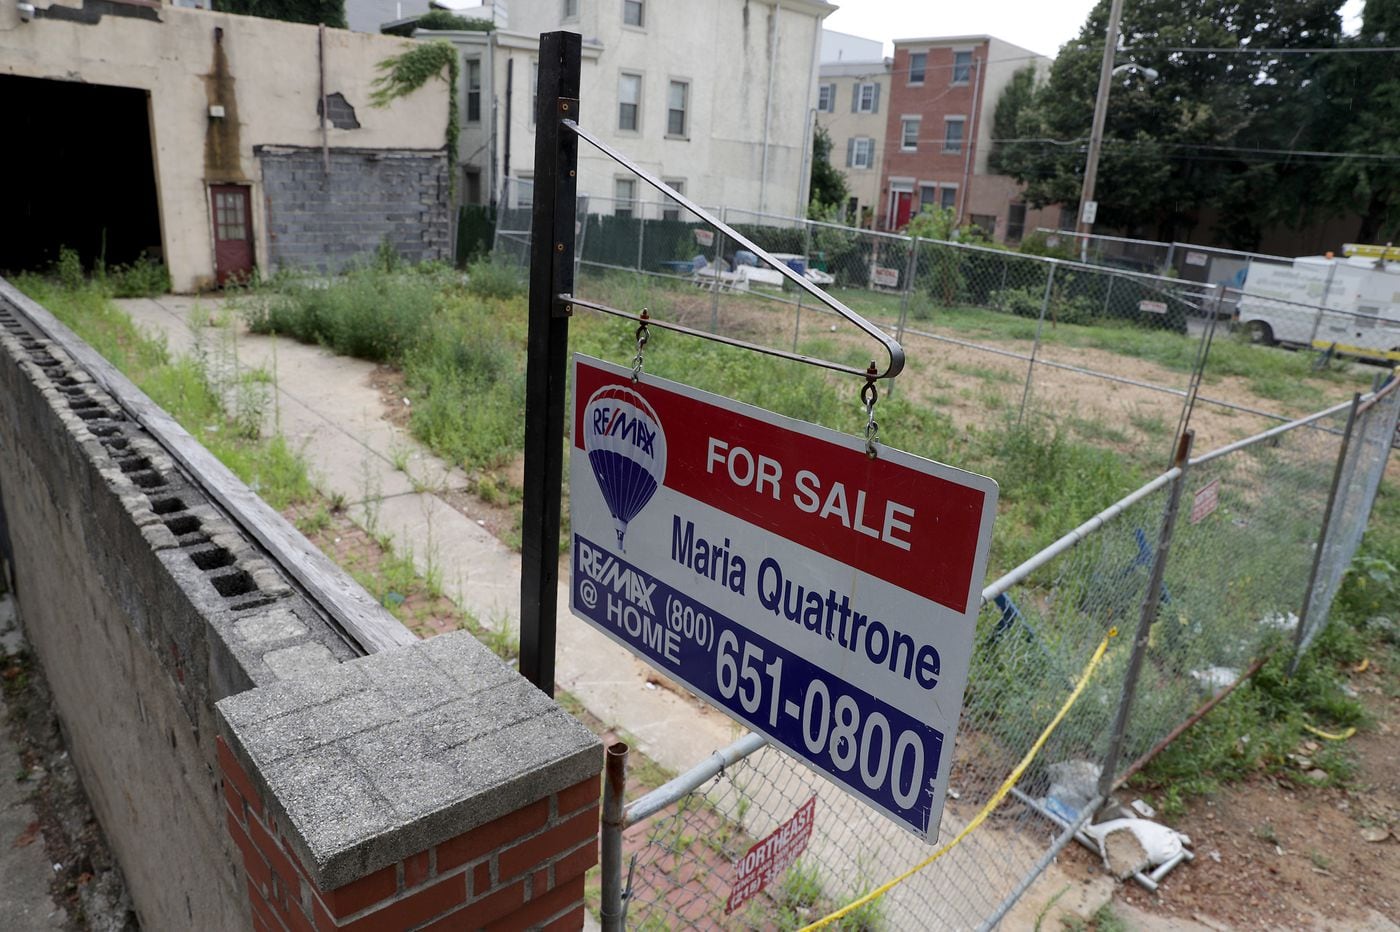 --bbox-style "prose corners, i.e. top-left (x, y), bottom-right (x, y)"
top-left (1080, 200), bottom-right (1098, 224)
top-left (871, 266), bottom-right (900, 288)
top-left (569, 356), bottom-right (998, 839)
